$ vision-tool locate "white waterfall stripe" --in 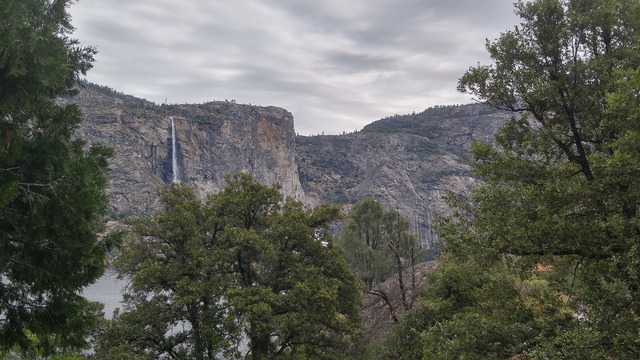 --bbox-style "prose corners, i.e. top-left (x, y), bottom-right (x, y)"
top-left (171, 117), bottom-right (180, 183)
